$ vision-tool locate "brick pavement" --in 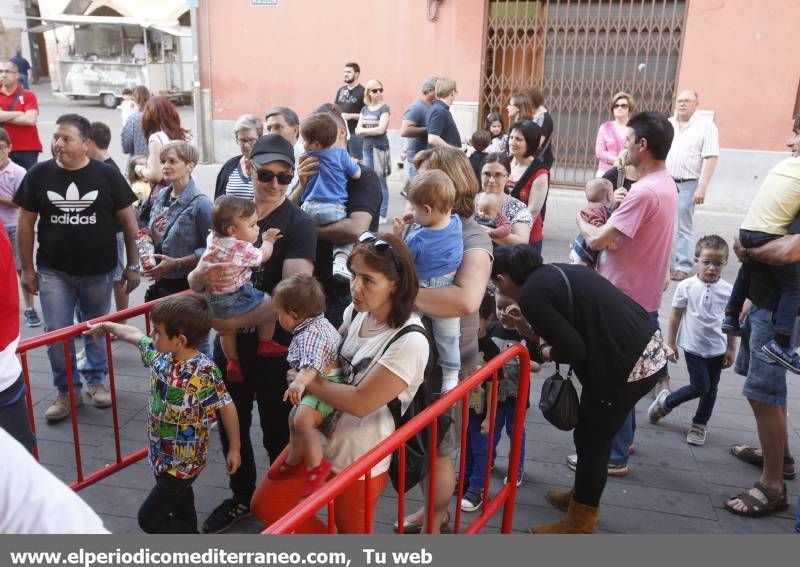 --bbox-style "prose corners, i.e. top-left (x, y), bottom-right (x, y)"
top-left (15, 178), bottom-right (799, 534)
